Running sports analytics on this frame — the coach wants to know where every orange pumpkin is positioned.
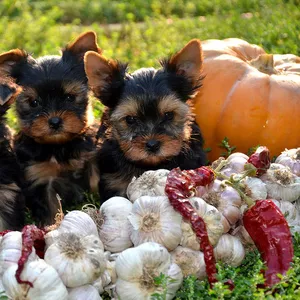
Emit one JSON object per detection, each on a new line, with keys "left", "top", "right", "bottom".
{"left": 193, "top": 38, "right": 300, "bottom": 161}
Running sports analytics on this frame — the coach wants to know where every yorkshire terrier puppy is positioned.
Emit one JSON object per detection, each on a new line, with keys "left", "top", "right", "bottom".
{"left": 0, "top": 31, "right": 101, "bottom": 226}
{"left": 84, "top": 39, "right": 207, "bottom": 200}
{"left": 0, "top": 79, "right": 24, "bottom": 230}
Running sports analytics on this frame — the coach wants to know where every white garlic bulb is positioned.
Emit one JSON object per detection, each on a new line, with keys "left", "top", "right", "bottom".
{"left": 2, "top": 259, "right": 68, "bottom": 300}
{"left": 115, "top": 242, "right": 183, "bottom": 300}
{"left": 44, "top": 233, "right": 106, "bottom": 288}
{"left": 0, "top": 231, "right": 38, "bottom": 276}
{"left": 216, "top": 152, "right": 249, "bottom": 177}
{"left": 271, "top": 199, "right": 300, "bottom": 235}
{"left": 181, "top": 197, "right": 224, "bottom": 250}
{"left": 45, "top": 210, "right": 99, "bottom": 248}
{"left": 260, "top": 163, "right": 300, "bottom": 202}
{"left": 93, "top": 260, "right": 116, "bottom": 294}
{"left": 241, "top": 177, "right": 267, "bottom": 200}
{"left": 214, "top": 234, "right": 245, "bottom": 267}
{"left": 68, "top": 285, "right": 102, "bottom": 300}
{"left": 196, "top": 180, "right": 242, "bottom": 232}
{"left": 128, "top": 196, "right": 182, "bottom": 251}
{"left": 126, "top": 169, "right": 170, "bottom": 202}
{"left": 275, "top": 148, "right": 300, "bottom": 176}
{"left": 99, "top": 197, "right": 133, "bottom": 253}
{"left": 171, "top": 246, "right": 206, "bottom": 279}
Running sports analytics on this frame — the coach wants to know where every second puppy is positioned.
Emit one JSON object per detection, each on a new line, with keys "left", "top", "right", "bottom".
{"left": 85, "top": 39, "right": 207, "bottom": 200}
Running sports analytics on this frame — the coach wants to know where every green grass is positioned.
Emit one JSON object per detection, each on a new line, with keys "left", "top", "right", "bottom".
{"left": 1, "top": 1, "right": 299, "bottom": 298}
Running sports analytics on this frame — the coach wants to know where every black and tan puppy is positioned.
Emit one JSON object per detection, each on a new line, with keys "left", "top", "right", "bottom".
{"left": 0, "top": 32, "right": 101, "bottom": 226}
{"left": 84, "top": 39, "right": 207, "bottom": 200}
{"left": 0, "top": 79, "right": 24, "bottom": 230}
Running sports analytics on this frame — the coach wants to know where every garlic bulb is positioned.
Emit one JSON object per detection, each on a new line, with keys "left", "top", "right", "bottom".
{"left": 214, "top": 234, "right": 245, "bottom": 267}
{"left": 2, "top": 259, "right": 68, "bottom": 300}
{"left": 128, "top": 196, "right": 182, "bottom": 251}
{"left": 275, "top": 148, "right": 300, "bottom": 176}
{"left": 271, "top": 199, "right": 300, "bottom": 235}
{"left": 45, "top": 210, "right": 99, "bottom": 248}
{"left": 260, "top": 163, "right": 300, "bottom": 202}
{"left": 241, "top": 177, "right": 267, "bottom": 200}
{"left": 231, "top": 224, "right": 255, "bottom": 250}
{"left": 126, "top": 169, "right": 170, "bottom": 202}
{"left": 115, "top": 242, "right": 183, "bottom": 300}
{"left": 180, "top": 197, "right": 224, "bottom": 250}
{"left": 0, "top": 231, "right": 38, "bottom": 275}
{"left": 214, "top": 152, "right": 249, "bottom": 177}
{"left": 68, "top": 285, "right": 102, "bottom": 300}
{"left": 44, "top": 233, "right": 106, "bottom": 288}
{"left": 196, "top": 180, "right": 241, "bottom": 233}
{"left": 171, "top": 246, "right": 206, "bottom": 279}
{"left": 99, "top": 197, "right": 133, "bottom": 252}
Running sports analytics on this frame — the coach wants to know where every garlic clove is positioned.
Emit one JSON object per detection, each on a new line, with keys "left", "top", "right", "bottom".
{"left": 260, "top": 163, "right": 300, "bottom": 202}
{"left": 92, "top": 261, "right": 116, "bottom": 294}
{"left": 128, "top": 196, "right": 182, "bottom": 251}
{"left": 126, "top": 169, "right": 170, "bottom": 202}
{"left": 115, "top": 242, "right": 182, "bottom": 300}
{"left": 2, "top": 259, "right": 68, "bottom": 300}
{"left": 214, "top": 234, "right": 245, "bottom": 267}
{"left": 99, "top": 197, "right": 133, "bottom": 253}
{"left": 275, "top": 148, "right": 300, "bottom": 176}
{"left": 180, "top": 197, "right": 224, "bottom": 250}
{"left": 68, "top": 285, "right": 102, "bottom": 300}
{"left": 171, "top": 246, "right": 206, "bottom": 279}
{"left": 44, "top": 233, "right": 106, "bottom": 288}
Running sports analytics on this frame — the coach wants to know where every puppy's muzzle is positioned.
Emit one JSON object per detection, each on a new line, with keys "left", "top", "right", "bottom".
{"left": 145, "top": 139, "right": 161, "bottom": 153}
{"left": 48, "top": 117, "right": 62, "bottom": 130}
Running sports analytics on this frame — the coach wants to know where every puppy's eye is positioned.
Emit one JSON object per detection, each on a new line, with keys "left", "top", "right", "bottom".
{"left": 30, "top": 99, "right": 39, "bottom": 108}
{"left": 163, "top": 111, "right": 174, "bottom": 121}
{"left": 65, "top": 94, "right": 76, "bottom": 102}
{"left": 125, "top": 116, "right": 137, "bottom": 125}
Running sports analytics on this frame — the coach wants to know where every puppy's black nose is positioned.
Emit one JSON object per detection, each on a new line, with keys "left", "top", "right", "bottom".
{"left": 146, "top": 139, "right": 161, "bottom": 153}
{"left": 48, "top": 117, "right": 62, "bottom": 129}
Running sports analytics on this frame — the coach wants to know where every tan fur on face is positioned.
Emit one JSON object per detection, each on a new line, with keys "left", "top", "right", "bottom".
{"left": 62, "top": 81, "right": 88, "bottom": 100}
{"left": 23, "top": 111, "right": 87, "bottom": 144}
{"left": 119, "top": 134, "right": 184, "bottom": 165}
{"left": 110, "top": 98, "right": 139, "bottom": 122}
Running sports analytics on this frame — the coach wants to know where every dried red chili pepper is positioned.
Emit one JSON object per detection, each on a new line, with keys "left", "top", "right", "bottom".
{"left": 243, "top": 199, "right": 294, "bottom": 286}
{"left": 15, "top": 225, "right": 46, "bottom": 287}
{"left": 0, "top": 229, "right": 11, "bottom": 236}
{"left": 165, "top": 167, "right": 217, "bottom": 287}
{"left": 247, "top": 146, "right": 270, "bottom": 177}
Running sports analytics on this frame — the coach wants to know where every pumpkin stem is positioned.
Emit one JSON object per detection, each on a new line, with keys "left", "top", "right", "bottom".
{"left": 249, "top": 54, "right": 279, "bottom": 75}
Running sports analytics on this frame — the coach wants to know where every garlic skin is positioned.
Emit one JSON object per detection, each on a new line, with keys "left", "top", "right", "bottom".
{"left": 215, "top": 152, "right": 249, "bottom": 177}
{"left": 93, "top": 260, "right": 116, "bottom": 294}
{"left": 214, "top": 234, "right": 245, "bottom": 267}
{"left": 68, "top": 285, "right": 102, "bottom": 300}
{"left": 171, "top": 246, "right": 206, "bottom": 279}
{"left": 45, "top": 210, "right": 99, "bottom": 248}
{"left": 275, "top": 148, "right": 300, "bottom": 176}
{"left": 180, "top": 197, "right": 224, "bottom": 250}
{"left": 0, "top": 231, "right": 38, "bottom": 276}
{"left": 128, "top": 196, "right": 182, "bottom": 251}
{"left": 115, "top": 242, "right": 183, "bottom": 300}
{"left": 196, "top": 180, "right": 241, "bottom": 233}
{"left": 44, "top": 233, "right": 106, "bottom": 288}
{"left": 2, "top": 259, "right": 68, "bottom": 300}
{"left": 260, "top": 163, "right": 300, "bottom": 202}
{"left": 126, "top": 169, "right": 170, "bottom": 202}
{"left": 241, "top": 177, "right": 267, "bottom": 200}
{"left": 271, "top": 199, "right": 300, "bottom": 235}
{"left": 99, "top": 197, "right": 133, "bottom": 253}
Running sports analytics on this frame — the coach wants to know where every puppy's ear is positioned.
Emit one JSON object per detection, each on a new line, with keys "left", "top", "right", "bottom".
{"left": 169, "top": 39, "right": 203, "bottom": 85}
{"left": 161, "top": 39, "right": 204, "bottom": 99}
{"left": 84, "top": 51, "right": 127, "bottom": 108}
{"left": 64, "top": 31, "right": 102, "bottom": 59}
{"left": 0, "top": 49, "right": 28, "bottom": 76}
{"left": 0, "top": 80, "right": 21, "bottom": 106}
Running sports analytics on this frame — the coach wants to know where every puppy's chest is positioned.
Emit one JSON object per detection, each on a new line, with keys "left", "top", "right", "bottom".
{"left": 25, "top": 152, "right": 92, "bottom": 186}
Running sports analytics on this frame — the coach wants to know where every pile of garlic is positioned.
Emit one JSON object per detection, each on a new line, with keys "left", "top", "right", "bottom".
{"left": 0, "top": 148, "right": 298, "bottom": 300}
